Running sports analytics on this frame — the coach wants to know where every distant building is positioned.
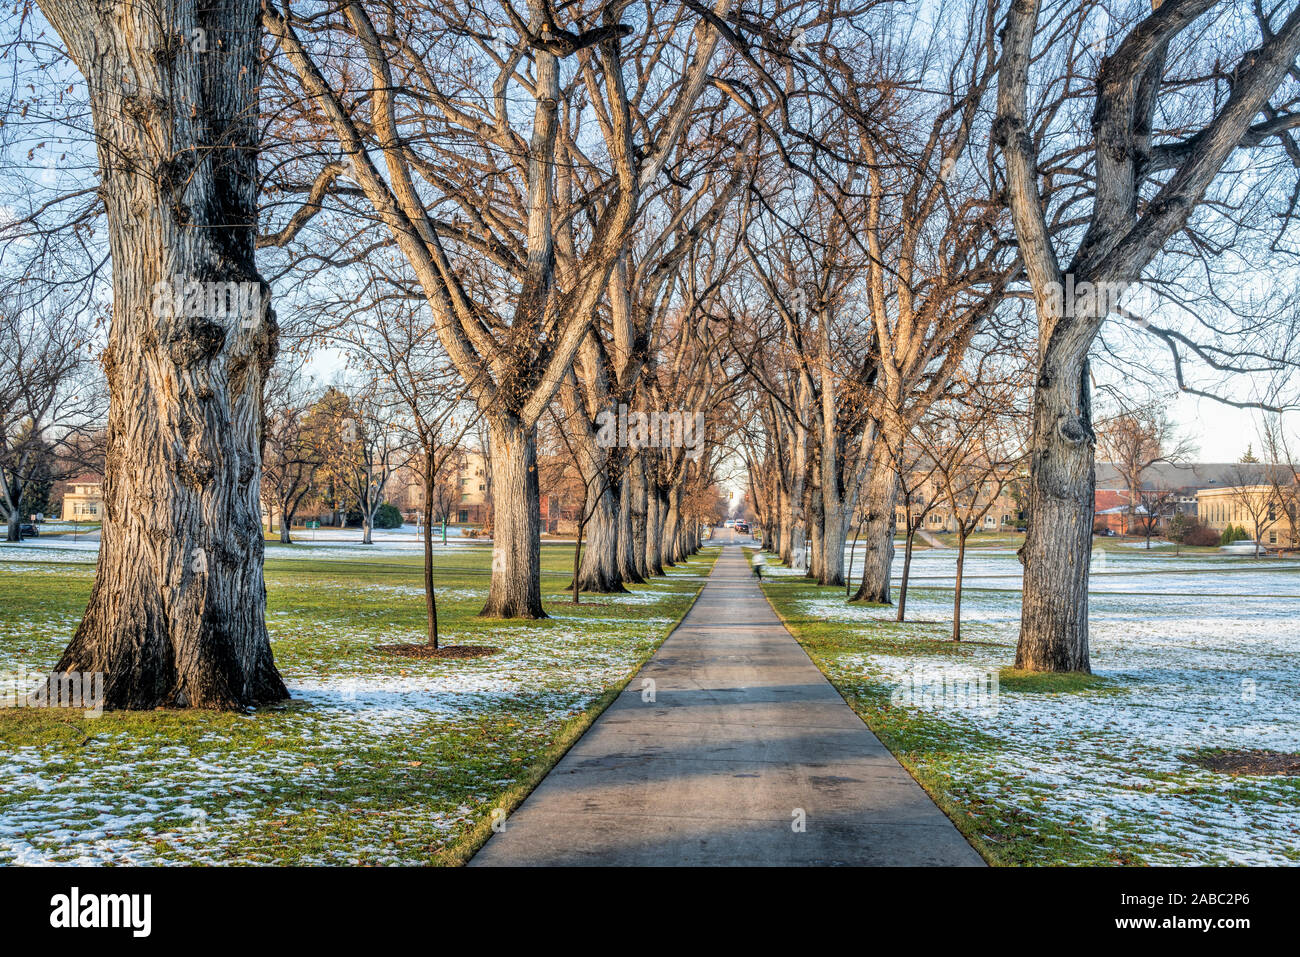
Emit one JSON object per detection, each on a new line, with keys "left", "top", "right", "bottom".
{"left": 892, "top": 472, "right": 1021, "bottom": 534}
{"left": 60, "top": 475, "right": 104, "bottom": 521}
{"left": 453, "top": 450, "right": 490, "bottom": 524}
{"left": 389, "top": 449, "right": 490, "bottom": 525}
{"left": 1093, "top": 489, "right": 1136, "bottom": 533}
{"left": 1094, "top": 462, "right": 1283, "bottom": 536}
{"left": 1197, "top": 484, "right": 1299, "bottom": 549}
{"left": 1095, "top": 461, "right": 1273, "bottom": 495}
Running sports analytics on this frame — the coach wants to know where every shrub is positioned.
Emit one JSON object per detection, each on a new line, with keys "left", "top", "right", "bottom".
{"left": 373, "top": 503, "right": 404, "bottom": 529}
{"left": 1219, "top": 524, "right": 1251, "bottom": 545}
{"left": 1184, "top": 524, "right": 1221, "bottom": 547}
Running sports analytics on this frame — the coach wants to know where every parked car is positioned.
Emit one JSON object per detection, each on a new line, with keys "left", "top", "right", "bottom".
{"left": 735, "top": 521, "right": 750, "bottom": 534}
{"left": 18, "top": 522, "right": 38, "bottom": 537}
{"left": 1220, "top": 540, "right": 1265, "bottom": 555}
{"left": 724, "top": 519, "right": 736, "bottom": 528}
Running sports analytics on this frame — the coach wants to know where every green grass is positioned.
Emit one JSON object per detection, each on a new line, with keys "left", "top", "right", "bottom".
{"left": 0, "top": 543, "right": 718, "bottom": 865}
{"left": 996, "top": 668, "right": 1115, "bottom": 694}
{"left": 921, "top": 531, "right": 1024, "bottom": 548}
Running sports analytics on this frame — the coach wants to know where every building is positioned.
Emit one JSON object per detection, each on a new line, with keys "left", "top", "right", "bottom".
{"left": 389, "top": 449, "right": 491, "bottom": 526}
{"left": 1196, "top": 484, "right": 1299, "bottom": 549}
{"left": 453, "top": 451, "right": 490, "bottom": 524}
{"left": 1093, "top": 489, "right": 1137, "bottom": 534}
{"left": 60, "top": 475, "right": 104, "bottom": 521}
{"left": 893, "top": 472, "right": 1022, "bottom": 535}
{"left": 1094, "top": 462, "right": 1281, "bottom": 536}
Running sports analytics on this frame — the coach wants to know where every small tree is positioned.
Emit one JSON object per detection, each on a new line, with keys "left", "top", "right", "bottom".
{"left": 1225, "top": 463, "right": 1280, "bottom": 558}
{"left": 1167, "top": 511, "right": 1188, "bottom": 556}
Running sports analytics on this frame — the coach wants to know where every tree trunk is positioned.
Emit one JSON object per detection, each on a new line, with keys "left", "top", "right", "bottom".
{"left": 6, "top": 510, "right": 19, "bottom": 543}
{"left": 46, "top": 0, "right": 286, "bottom": 710}
{"left": 575, "top": 482, "right": 625, "bottom": 592}
{"left": 662, "top": 485, "right": 681, "bottom": 566}
{"left": 617, "top": 465, "right": 643, "bottom": 583}
{"left": 1015, "top": 354, "right": 1094, "bottom": 672}
{"left": 778, "top": 483, "right": 794, "bottom": 566}
{"left": 645, "top": 480, "right": 665, "bottom": 576}
{"left": 851, "top": 457, "right": 899, "bottom": 604}
{"left": 807, "top": 483, "right": 824, "bottom": 581}
{"left": 629, "top": 456, "right": 649, "bottom": 579}
{"left": 820, "top": 497, "right": 848, "bottom": 587}
{"left": 279, "top": 518, "right": 292, "bottom": 545}
{"left": 480, "top": 417, "right": 545, "bottom": 618}
{"left": 423, "top": 467, "right": 438, "bottom": 647}
{"left": 897, "top": 522, "right": 917, "bottom": 622}
{"left": 952, "top": 531, "right": 967, "bottom": 642}
{"left": 572, "top": 509, "right": 585, "bottom": 604}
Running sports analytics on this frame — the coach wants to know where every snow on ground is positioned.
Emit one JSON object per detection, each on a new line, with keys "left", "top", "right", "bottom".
{"left": 0, "top": 551, "right": 715, "bottom": 865}
{"left": 801, "top": 548, "right": 1300, "bottom": 864}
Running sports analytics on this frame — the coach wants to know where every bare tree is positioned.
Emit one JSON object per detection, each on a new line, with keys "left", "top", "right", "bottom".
{"left": 261, "top": 366, "right": 320, "bottom": 544}
{"left": 995, "top": 0, "right": 1300, "bottom": 672}
{"left": 336, "top": 387, "right": 408, "bottom": 545}
{"left": 1225, "top": 460, "right": 1281, "bottom": 558}
{"left": 35, "top": 0, "right": 286, "bottom": 708}
{"left": 924, "top": 374, "right": 1028, "bottom": 641}
{"left": 262, "top": 0, "right": 737, "bottom": 617}
{"left": 892, "top": 440, "right": 945, "bottom": 622}
{"left": 0, "top": 297, "right": 102, "bottom": 540}
{"left": 333, "top": 296, "right": 477, "bottom": 647}
{"left": 1260, "top": 417, "right": 1300, "bottom": 551}
{"left": 1097, "top": 404, "right": 1194, "bottom": 538}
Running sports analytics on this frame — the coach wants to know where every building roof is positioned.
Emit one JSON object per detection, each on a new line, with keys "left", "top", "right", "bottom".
{"left": 1095, "top": 462, "right": 1280, "bottom": 492}
{"left": 69, "top": 474, "right": 103, "bottom": 486}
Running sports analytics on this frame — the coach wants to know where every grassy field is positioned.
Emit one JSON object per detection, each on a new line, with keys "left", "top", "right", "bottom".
{"left": 0, "top": 542, "right": 718, "bottom": 865}
{"left": 751, "top": 546, "right": 1300, "bottom": 866}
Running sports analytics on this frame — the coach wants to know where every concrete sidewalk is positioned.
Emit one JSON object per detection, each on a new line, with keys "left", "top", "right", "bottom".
{"left": 470, "top": 545, "right": 983, "bottom": 866}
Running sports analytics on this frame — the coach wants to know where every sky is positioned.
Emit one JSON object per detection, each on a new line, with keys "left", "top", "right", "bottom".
{"left": 1168, "top": 394, "right": 1297, "bottom": 462}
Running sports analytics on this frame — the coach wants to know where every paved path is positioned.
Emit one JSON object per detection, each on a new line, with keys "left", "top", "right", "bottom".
{"left": 470, "top": 545, "right": 983, "bottom": 866}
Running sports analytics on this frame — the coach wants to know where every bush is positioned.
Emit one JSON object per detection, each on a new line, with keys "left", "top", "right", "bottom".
{"left": 1219, "top": 524, "right": 1250, "bottom": 545}
{"left": 1184, "top": 524, "right": 1221, "bottom": 547}
{"left": 373, "top": 503, "right": 404, "bottom": 529}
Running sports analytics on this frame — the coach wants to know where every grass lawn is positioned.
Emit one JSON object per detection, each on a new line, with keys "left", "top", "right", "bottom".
{"left": 916, "top": 531, "right": 1024, "bottom": 549}
{"left": 749, "top": 546, "right": 1300, "bottom": 866}
{"left": 0, "top": 543, "right": 718, "bottom": 865}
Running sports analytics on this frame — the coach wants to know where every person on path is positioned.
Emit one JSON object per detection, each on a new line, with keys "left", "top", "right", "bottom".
{"left": 752, "top": 551, "right": 765, "bottom": 581}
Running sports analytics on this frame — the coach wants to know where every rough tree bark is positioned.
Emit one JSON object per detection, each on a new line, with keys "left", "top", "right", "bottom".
{"left": 574, "top": 482, "right": 625, "bottom": 592}
{"left": 617, "top": 466, "right": 644, "bottom": 583}
{"left": 43, "top": 0, "right": 287, "bottom": 709}
{"left": 628, "top": 455, "right": 649, "bottom": 579}
{"left": 481, "top": 418, "right": 544, "bottom": 618}
{"left": 645, "top": 477, "right": 665, "bottom": 576}
{"left": 996, "top": 0, "right": 1300, "bottom": 670}
{"left": 851, "top": 456, "right": 899, "bottom": 604}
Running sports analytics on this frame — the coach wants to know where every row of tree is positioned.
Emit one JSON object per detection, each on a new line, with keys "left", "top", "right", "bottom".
{"left": 4, "top": 0, "right": 1300, "bottom": 707}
